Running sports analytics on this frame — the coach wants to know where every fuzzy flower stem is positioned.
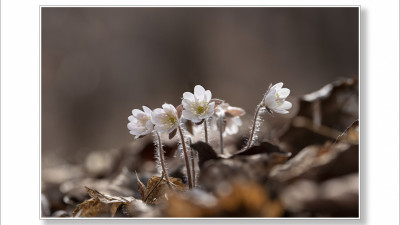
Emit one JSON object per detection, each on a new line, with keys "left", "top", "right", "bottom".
{"left": 203, "top": 120, "right": 209, "bottom": 143}
{"left": 155, "top": 131, "right": 172, "bottom": 190}
{"left": 245, "top": 102, "right": 263, "bottom": 150}
{"left": 178, "top": 125, "right": 193, "bottom": 189}
{"left": 218, "top": 115, "right": 224, "bottom": 154}
{"left": 189, "top": 138, "right": 196, "bottom": 187}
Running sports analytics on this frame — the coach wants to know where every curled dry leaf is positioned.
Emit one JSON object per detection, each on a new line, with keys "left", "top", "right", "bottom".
{"left": 279, "top": 78, "right": 358, "bottom": 155}
{"left": 72, "top": 186, "right": 135, "bottom": 217}
{"left": 137, "top": 175, "right": 187, "bottom": 205}
{"left": 336, "top": 120, "right": 359, "bottom": 144}
{"left": 269, "top": 142, "right": 358, "bottom": 183}
{"left": 190, "top": 141, "right": 219, "bottom": 168}
{"left": 234, "top": 142, "right": 290, "bottom": 157}
{"left": 168, "top": 128, "right": 177, "bottom": 140}
{"left": 191, "top": 142, "right": 290, "bottom": 191}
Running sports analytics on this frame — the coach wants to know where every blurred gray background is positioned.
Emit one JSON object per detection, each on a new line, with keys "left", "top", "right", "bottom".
{"left": 41, "top": 7, "right": 358, "bottom": 163}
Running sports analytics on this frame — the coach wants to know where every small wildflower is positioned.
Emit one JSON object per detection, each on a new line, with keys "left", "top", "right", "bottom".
{"left": 214, "top": 103, "right": 246, "bottom": 136}
{"left": 127, "top": 106, "right": 154, "bottom": 138}
{"left": 182, "top": 85, "right": 215, "bottom": 123}
{"left": 151, "top": 103, "right": 179, "bottom": 134}
{"left": 263, "top": 82, "right": 292, "bottom": 114}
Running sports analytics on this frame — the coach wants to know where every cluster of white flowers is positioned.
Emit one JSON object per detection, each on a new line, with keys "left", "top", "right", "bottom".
{"left": 127, "top": 82, "right": 292, "bottom": 189}
{"left": 127, "top": 85, "right": 220, "bottom": 137}
{"left": 127, "top": 82, "right": 291, "bottom": 140}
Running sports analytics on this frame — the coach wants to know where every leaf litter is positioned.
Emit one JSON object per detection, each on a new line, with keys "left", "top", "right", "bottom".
{"left": 42, "top": 78, "right": 359, "bottom": 217}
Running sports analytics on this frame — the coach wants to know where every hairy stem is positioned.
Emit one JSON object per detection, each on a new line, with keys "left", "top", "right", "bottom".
{"left": 218, "top": 115, "right": 224, "bottom": 154}
{"left": 189, "top": 138, "right": 196, "bottom": 187}
{"left": 245, "top": 103, "right": 263, "bottom": 150}
{"left": 204, "top": 120, "right": 209, "bottom": 143}
{"left": 155, "top": 131, "right": 172, "bottom": 190}
{"left": 178, "top": 125, "right": 193, "bottom": 189}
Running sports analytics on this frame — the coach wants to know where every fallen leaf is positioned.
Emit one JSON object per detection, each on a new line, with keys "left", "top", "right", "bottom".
{"left": 279, "top": 78, "right": 358, "bottom": 155}
{"left": 72, "top": 187, "right": 135, "bottom": 217}
{"left": 336, "top": 120, "right": 359, "bottom": 144}
{"left": 141, "top": 176, "right": 187, "bottom": 204}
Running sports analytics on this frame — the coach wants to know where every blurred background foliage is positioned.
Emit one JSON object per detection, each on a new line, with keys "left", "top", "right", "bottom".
{"left": 41, "top": 7, "right": 358, "bottom": 164}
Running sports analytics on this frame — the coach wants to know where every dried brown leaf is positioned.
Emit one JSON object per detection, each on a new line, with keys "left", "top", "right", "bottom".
{"left": 72, "top": 187, "right": 134, "bottom": 217}
{"left": 135, "top": 172, "right": 146, "bottom": 200}
{"left": 169, "top": 128, "right": 177, "bottom": 140}
{"left": 142, "top": 176, "right": 187, "bottom": 204}
{"left": 279, "top": 78, "right": 358, "bottom": 155}
{"left": 336, "top": 120, "right": 359, "bottom": 144}
{"left": 269, "top": 142, "right": 358, "bottom": 183}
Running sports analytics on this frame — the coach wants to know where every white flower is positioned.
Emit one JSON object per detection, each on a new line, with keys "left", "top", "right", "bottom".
{"left": 263, "top": 82, "right": 292, "bottom": 114}
{"left": 127, "top": 106, "right": 154, "bottom": 138}
{"left": 214, "top": 103, "right": 245, "bottom": 136}
{"left": 151, "top": 103, "right": 179, "bottom": 133}
{"left": 181, "top": 85, "right": 215, "bottom": 123}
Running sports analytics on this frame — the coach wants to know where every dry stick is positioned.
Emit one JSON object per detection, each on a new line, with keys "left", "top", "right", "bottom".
{"left": 189, "top": 138, "right": 196, "bottom": 187}
{"left": 178, "top": 125, "right": 193, "bottom": 189}
{"left": 143, "top": 173, "right": 165, "bottom": 202}
{"left": 218, "top": 115, "right": 224, "bottom": 154}
{"left": 155, "top": 131, "right": 172, "bottom": 190}
{"left": 245, "top": 103, "right": 263, "bottom": 150}
{"left": 203, "top": 120, "right": 209, "bottom": 143}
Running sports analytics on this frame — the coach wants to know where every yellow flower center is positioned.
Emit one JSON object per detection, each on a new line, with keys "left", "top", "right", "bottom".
{"left": 196, "top": 106, "right": 205, "bottom": 114}
{"left": 169, "top": 117, "right": 176, "bottom": 124}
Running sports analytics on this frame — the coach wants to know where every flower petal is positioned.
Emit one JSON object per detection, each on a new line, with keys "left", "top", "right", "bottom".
{"left": 201, "top": 102, "right": 215, "bottom": 119}
{"left": 194, "top": 85, "right": 205, "bottom": 99}
{"left": 182, "top": 99, "right": 192, "bottom": 109}
{"left": 145, "top": 120, "right": 154, "bottom": 132}
{"left": 128, "top": 115, "right": 135, "bottom": 122}
{"left": 273, "top": 109, "right": 289, "bottom": 114}
{"left": 151, "top": 109, "right": 165, "bottom": 124}
{"left": 204, "top": 90, "right": 212, "bottom": 102}
{"left": 127, "top": 122, "right": 136, "bottom": 131}
{"left": 132, "top": 109, "right": 143, "bottom": 118}
{"left": 277, "top": 88, "right": 290, "bottom": 99}
{"left": 271, "top": 82, "right": 283, "bottom": 91}
{"left": 276, "top": 101, "right": 292, "bottom": 110}
{"left": 183, "top": 92, "right": 195, "bottom": 101}
{"left": 130, "top": 130, "right": 141, "bottom": 136}
{"left": 162, "top": 103, "right": 177, "bottom": 114}
{"left": 264, "top": 89, "right": 277, "bottom": 107}
{"left": 142, "top": 106, "right": 152, "bottom": 115}
{"left": 182, "top": 110, "right": 201, "bottom": 123}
